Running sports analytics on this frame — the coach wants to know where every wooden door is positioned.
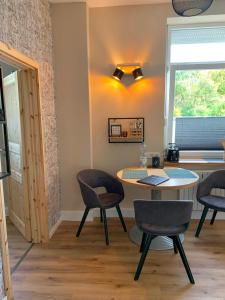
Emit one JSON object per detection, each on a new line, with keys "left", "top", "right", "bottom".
{"left": 3, "top": 72, "right": 31, "bottom": 241}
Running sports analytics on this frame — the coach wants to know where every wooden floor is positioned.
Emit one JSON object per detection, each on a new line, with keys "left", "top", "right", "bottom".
{"left": 12, "top": 218, "right": 225, "bottom": 300}
{"left": 7, "top": 219, "right": 31, "bottom": 271}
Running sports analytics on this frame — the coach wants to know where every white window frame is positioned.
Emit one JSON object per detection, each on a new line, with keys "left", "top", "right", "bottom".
{"left": 165, "top": 19, "right": 225, "bottom": 160}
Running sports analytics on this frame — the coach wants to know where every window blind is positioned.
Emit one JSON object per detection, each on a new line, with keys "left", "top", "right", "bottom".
{"left": 171, "top": 26, "right": 225, "bottom": 45}
{"left": 175, "top": 117, "right": 225, "bottom": 150}
{"left": 170, "top": 26, "right": 225, "bottom": 63}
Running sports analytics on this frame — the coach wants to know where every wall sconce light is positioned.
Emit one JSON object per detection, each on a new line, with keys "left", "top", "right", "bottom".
{"left": 113, "top": 67, "right": 124, "bottom": 81}
{"left": 133, "top": 67, "right": 143, "bottom": 81}
{"left": 112, "top": 64, "right": 143, "bottom": 81}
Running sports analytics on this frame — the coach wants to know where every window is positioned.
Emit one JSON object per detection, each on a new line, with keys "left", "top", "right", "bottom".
{"left": 166, "top": 25, "right": 225, "bottom": 153}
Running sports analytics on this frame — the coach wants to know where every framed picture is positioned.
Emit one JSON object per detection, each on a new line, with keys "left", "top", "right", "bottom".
{"left": 110, "top": 124, "right": 121, "bottom": 137}
{"left": 108, "top": 118, "right": 144, "bottom": 143}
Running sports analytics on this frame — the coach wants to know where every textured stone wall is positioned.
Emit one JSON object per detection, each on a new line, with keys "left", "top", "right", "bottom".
{"left": 0, "top": 0, "right": 60, "bottom": 229}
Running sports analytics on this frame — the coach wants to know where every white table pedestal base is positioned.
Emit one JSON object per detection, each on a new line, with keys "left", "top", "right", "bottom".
{"left": 129, "top": 225, "right": 184, "bottom": 251}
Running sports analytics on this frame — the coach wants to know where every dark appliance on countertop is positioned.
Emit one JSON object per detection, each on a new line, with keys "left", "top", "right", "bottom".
{"left": 167, "top": 143, "right": 179, "bottom": 162}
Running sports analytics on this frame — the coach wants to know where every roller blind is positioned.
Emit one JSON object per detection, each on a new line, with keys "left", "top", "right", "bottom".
{"left": 170, "top": 26, "right": 225, "bottom": 63}
{"left": 171, "top": 27, "right": 225, "bottom": 45}
{"left": 175, "top": 117, "right": 225, "bottom": 150}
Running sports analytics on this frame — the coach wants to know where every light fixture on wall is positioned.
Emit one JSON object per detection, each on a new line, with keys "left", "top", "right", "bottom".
{"left": 172, "top": 0, "right": 214, "bottom": 17}
{"left": 112, "top": 64, "right": 143, "bottom": 81}
{"left": 133, "top": 67, "right": 143, "bottom": 81}
{"left": 113, "top": 67, "right": 124, "bottom": 81}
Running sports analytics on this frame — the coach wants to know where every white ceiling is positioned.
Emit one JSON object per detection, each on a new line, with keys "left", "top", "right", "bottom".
{"left": 49, "top": 0, "right": 171, "bottom": 8}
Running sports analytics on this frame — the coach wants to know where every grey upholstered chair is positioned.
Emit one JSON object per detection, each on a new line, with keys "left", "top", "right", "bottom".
{"left": 76, "top": 169, "right": 127, "bottom": 245}
{"left": 195, "top": 170, "right": 225, "bottom": 237}
{"left": 133, "top": 200, "right": 194, "bottom": 284}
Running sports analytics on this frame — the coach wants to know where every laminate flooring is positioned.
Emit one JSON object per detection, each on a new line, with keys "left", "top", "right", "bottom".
{"left": 12, "top": 218, "right": 225, "bottom": 300}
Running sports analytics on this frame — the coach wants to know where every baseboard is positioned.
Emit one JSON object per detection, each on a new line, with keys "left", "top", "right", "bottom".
{"left": 49, "top": 208, "right": 225, "bottom": 238}
{"left": 60, "top": 208, "right": 225, "bottom": 221}
{"left": 49, "top": 216, "right": 62, "bottom": 239}
{"left": 60, "top": 208, "right": 134, "bottom": 221}
{"left": 191, "top": 210, "right": 225, "bottom": 220}
{"left": 92, "top": 207, "right": 134, "bottom": 218}
{"left": 61, "top": 210, "right": 94, "bottom": 221}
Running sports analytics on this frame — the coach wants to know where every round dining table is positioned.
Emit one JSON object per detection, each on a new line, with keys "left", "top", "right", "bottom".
{"left": 117, "top": 167, "right": 199, "bottom": 250}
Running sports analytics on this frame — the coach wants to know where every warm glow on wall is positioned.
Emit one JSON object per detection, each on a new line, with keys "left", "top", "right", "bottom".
{"left": 112, "top": 64, "right": 143, "bottom": 81}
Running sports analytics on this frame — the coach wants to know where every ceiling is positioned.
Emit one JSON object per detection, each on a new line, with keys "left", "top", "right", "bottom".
{"left": 49, "top": 0, "right": 171, "bottom": 8}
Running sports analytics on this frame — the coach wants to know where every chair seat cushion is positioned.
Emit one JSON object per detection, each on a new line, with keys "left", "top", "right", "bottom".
{"left": 140, "top": 223, "right": 187, "bottom": 236}
{"left": 99, "top": 193, "right": 122, "bottom": 208}
{"left": 199, "top": 195, "right": 225, "bottom": 211}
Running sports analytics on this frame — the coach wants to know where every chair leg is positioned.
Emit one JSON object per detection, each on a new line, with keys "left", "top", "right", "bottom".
{"left": 134, "top": 234, "right": 152, "bottom": 281}
{"left": 116, "top": 205, "right": 127, "bottom": 232}
{"left": 210, "top": 210, "right": 217, "bottom": 225}
{"left": 76, "top": 207, "right": 89, "bottom": 237}
{"left": 102, "top": 209, "right": 109, "bottom": 245}
{"left": 195, "top": 206, "right": 209, "bottom": 237}
{"left": 171, "top": 236, "right": 178, "bottom": 254}
{"left": 174, "top": 236, "right": 195, "bottom": 284}
{"left": 100, "top": 208, "right": 103, "bottom": 223}
{"left": 140, "top": 232, "right": 147, "bottom": 253}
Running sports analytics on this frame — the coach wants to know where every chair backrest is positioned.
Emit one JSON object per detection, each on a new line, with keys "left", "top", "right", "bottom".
{"left": 134, "top": 200, "right": 193, "bottom": 230}
{"left": 77, "top": 169, "right": 124, "bottom": 207}
{"left": 197, "top": 169, "right": 225, "bottom": 200}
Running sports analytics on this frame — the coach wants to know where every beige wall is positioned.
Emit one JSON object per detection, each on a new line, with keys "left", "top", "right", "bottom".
{"left": 51, "top": 3, "right": 91, "bottom": 211}
{"left": 89, "top": 3, "right": 175, "bottom": 205}
{"left": 89, "top": 1, "right": 225, "bottom": 207}
{"left": 52, "top": 0, "right": 225, "bottom": 211}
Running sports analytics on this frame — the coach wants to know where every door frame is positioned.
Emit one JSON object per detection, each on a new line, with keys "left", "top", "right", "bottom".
{"left": 0, "top": 41, "right": 49, "bottom": 299}
{"left": 3, "top": 72, "right": 32, "bottom": 242}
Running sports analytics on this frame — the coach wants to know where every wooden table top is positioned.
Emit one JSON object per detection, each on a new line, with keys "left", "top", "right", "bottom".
{"left": 116, "top": 167, "right": 199, "bottom": 190}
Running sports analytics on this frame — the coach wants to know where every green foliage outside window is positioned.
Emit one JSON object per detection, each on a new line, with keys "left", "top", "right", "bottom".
{"left": 174, "top": 70, "right": 225, "bottom": 117}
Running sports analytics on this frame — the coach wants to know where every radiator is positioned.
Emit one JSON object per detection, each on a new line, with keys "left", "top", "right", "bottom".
{"left": 180, "top": 170, "right": 225, "bottom": 211}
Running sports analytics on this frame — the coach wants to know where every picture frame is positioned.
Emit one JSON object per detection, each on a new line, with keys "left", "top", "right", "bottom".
{"left": 108, "top": 118, "right": 144, "bottom": 143}
{"left": 110, "top": 124, "right": 121, "bottom": 137}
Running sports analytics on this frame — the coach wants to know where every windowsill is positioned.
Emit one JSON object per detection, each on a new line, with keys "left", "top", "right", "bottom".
{"left": 179, "top": 150, "right": 224, "bottom": 160}
{"left": 164, "top": 150, "right": 225, "bottom": 167}
{"left": 165, "top": 158, "right": 225, "bottom": 167}
{"left": 179, "top": 158, "right": 224, "bottom": 164}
